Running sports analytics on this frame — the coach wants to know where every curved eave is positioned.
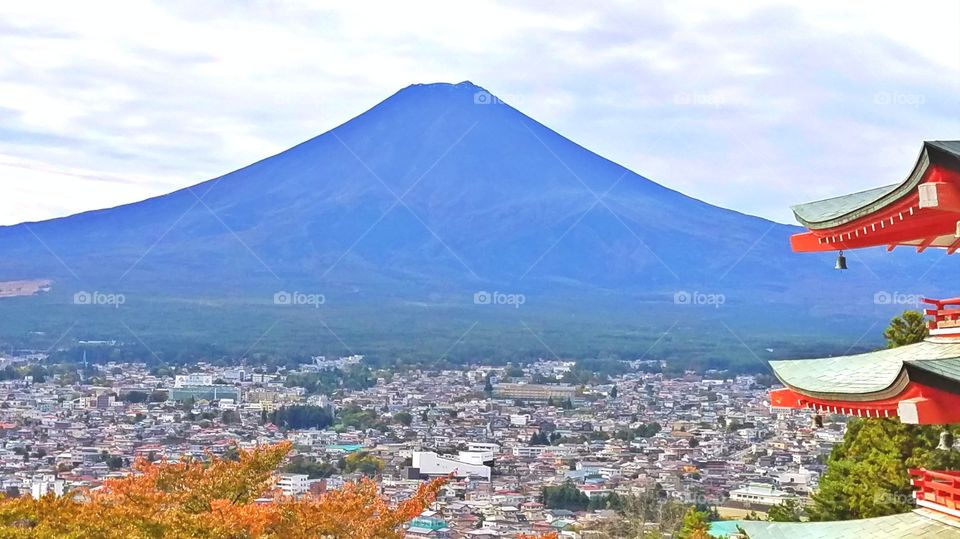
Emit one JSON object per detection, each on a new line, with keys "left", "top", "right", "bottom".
{"left": 791, "top": 140, "right": 960, "bottom": 231}
{"left": 792, "top": 150, "right": 928, "bottom": 230}
{"left": 772, "top": 366, "right": 910, "bottom": 403}
{"left": 768, "top": 340, "right": 960, "bottom": 400}
{"left": 770, "top": 386, "right": 902, "bottom": 417}
{"left": 770, "top": 380, "right": 960, "bottom": 424}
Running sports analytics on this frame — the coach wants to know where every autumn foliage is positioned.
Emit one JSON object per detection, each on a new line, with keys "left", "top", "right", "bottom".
{"left": 0, "top": 442, "right": 445, "bottom": 538}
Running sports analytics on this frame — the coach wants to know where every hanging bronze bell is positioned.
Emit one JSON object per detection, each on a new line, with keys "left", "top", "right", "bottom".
{"left": 938, "top": 430, "right": 954, "bottom": 451}
{"left": 835, "top": 251, "right": 847, "bottom": 270}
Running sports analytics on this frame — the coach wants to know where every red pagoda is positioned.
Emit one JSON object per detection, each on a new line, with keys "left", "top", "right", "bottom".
{"left": 769, "top": 141, "right": 960, "bottom": 426}
{"left": 740, "top": 141, "right": 960, "bottom": 536}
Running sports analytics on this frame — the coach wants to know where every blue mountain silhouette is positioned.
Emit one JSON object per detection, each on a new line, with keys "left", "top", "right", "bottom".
{"left": 0, "top": 82, "right": 949, "bottom": 359}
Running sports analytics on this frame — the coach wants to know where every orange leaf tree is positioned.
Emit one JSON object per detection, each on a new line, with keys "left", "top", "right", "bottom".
{"left": 0, "top": 442, "right": 446, "bottom": 538}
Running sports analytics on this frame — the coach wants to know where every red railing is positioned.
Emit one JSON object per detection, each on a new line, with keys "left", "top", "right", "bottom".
{"left": 923, "top": 298, "right": 960, "bottom": 333}
{"left": 910, "top": 468, "right": 960, "bottom": 513}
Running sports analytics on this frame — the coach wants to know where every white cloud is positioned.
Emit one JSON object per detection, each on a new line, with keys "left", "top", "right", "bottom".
{"left": 0, "top": 0, "right": 957, "bottom": 225}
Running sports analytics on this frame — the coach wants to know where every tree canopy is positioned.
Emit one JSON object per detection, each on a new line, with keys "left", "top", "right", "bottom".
{"left": 529, "top": 432, "right": 550, "bottom": 446}
{"left": 0, "top": 442, "right": 444, "bottom": 538}
{"left": 883, "top": 310, "right": 928, "bottom": 348}
{"left": 269, "top": 405, "right": 334, "bottom": 430}
{"left": 767, "top": 498, "right": 804, "bottom": 522}
{"left": 394, "top": 411, "right": 413, "bottom": 427}
{"left": 810, "top": 418, "right": 960, "bottom": 520}
{"left": 676, "top": 507, "right": 712, "bottom": 539}
{"left": 342, "top": 452, "right": 385, "bottom": 477}
{"left": 541, "top": 481, "right": 589, "bottom": 511}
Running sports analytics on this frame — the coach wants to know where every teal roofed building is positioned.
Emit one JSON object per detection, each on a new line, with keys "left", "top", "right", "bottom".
{"left": 406, "top": 516, "right": 450, "bottom": 537}
{"left": 325, "top": 444, "right": 363, "bottom": 453}
{"left": 707, "top": 520, "right": 744, "bottom": 538}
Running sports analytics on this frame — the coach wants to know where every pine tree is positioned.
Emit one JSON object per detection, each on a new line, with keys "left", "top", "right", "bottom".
{"left": 677, "top": 507, "right": 711, "bottom": 539}
{"left": 883, "top": 310, "right": 928, "bottom": 348}
{"left": 529, "top": 432, "right": 549, "bottom": 446}
{"left": 767, "top": 498, "right": 803, "bottom": 521}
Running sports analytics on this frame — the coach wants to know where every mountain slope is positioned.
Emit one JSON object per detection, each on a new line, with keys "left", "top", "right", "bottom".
{"left": 0, "top": 81, "right": 951, "bottom": 361}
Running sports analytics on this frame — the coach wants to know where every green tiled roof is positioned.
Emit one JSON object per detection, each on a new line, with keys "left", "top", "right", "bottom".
{"left": 770, "top": 339, "right": 960, "bottom": 399}
{"left": 737, "top": 508, "right": 960, "bottom": 538}
{"left": 908, "top": 357, "right": 960, "bottom": 381}
{"left": 792, "top": 183, "right": 899, "bottom": 225}
{"left": 791, "top": 140, "right": 960, "bottom": 230}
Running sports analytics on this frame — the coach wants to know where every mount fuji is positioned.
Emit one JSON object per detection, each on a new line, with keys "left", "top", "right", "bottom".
{"left": 0, "top": 82, "right": 947, "bottom": 365}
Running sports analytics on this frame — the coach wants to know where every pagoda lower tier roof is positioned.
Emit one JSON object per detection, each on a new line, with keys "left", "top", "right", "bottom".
{"left": 737, "top": 508, "right": 960, "bottom": 538}
{"left": 770, "top": 337, "right": 960, "bottom": 424}
{"left": 770, "top": 338, "right": 960, "bottom": 401}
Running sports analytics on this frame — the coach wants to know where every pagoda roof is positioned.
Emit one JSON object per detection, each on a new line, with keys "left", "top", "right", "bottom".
{"left": 793, "top": 182, "right": 901, "bottom": 228}
{"left": 789, "top": 140, "right": 960, "bottom": 252}
{"left": 792, "top": 140, "right": 960, "bottom": 230}
{"left": 735, "top": 507, "right": 960, "bottom": 538}
{"left": 770, "top": 338, "right": 960, "bottom": 401}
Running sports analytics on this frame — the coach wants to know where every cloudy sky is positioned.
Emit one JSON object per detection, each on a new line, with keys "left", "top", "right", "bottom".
{"left": 1, "top": 0, "right": 958, "bottom": 225}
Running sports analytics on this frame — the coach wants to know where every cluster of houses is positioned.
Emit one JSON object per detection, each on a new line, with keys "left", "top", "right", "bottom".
{"left": 0, "top": 352, "right": 836, "bottom": 537}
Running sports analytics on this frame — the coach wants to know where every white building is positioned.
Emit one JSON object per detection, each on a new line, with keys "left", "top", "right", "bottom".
{"left": 509, "top": 414, "right": 529, "bottom": 426}
{"left": 775, "top": 466, "right": 817, "bottom": 493}
{"left": 411, "top": 452, "right": 491, "bottom": 481}
{"left": 24, "top": 474, "right": 65, "bottom": 498}
{"left": 467, "top": 442, "right": 500, "bottom": 454}
{"left": 222, "top": 369, "right": 246, "bottom": 383}
{"left": 276, "top": 473, "right": 310, "bottom": 497}
{"left": 457, "top": 450, "right": 493, "bottom": 465}
{"left": 174, "top": 373, "right": 213, "bottom": 388}
{"left": 729, "top": 483, "right": 797, "bottom": 506}
{"left": 511, "top": 445, "right": 577, "bottom": 458}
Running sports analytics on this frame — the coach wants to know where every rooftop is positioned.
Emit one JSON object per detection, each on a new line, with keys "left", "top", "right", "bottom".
{"left": 791, "top": 140, "right": 960, "bottom": 229}
{"left": 770, "top": 338, "right": 960, "bottom": 399}
{"left": 736, "top": 508, "right": 960, "bottom": 538}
